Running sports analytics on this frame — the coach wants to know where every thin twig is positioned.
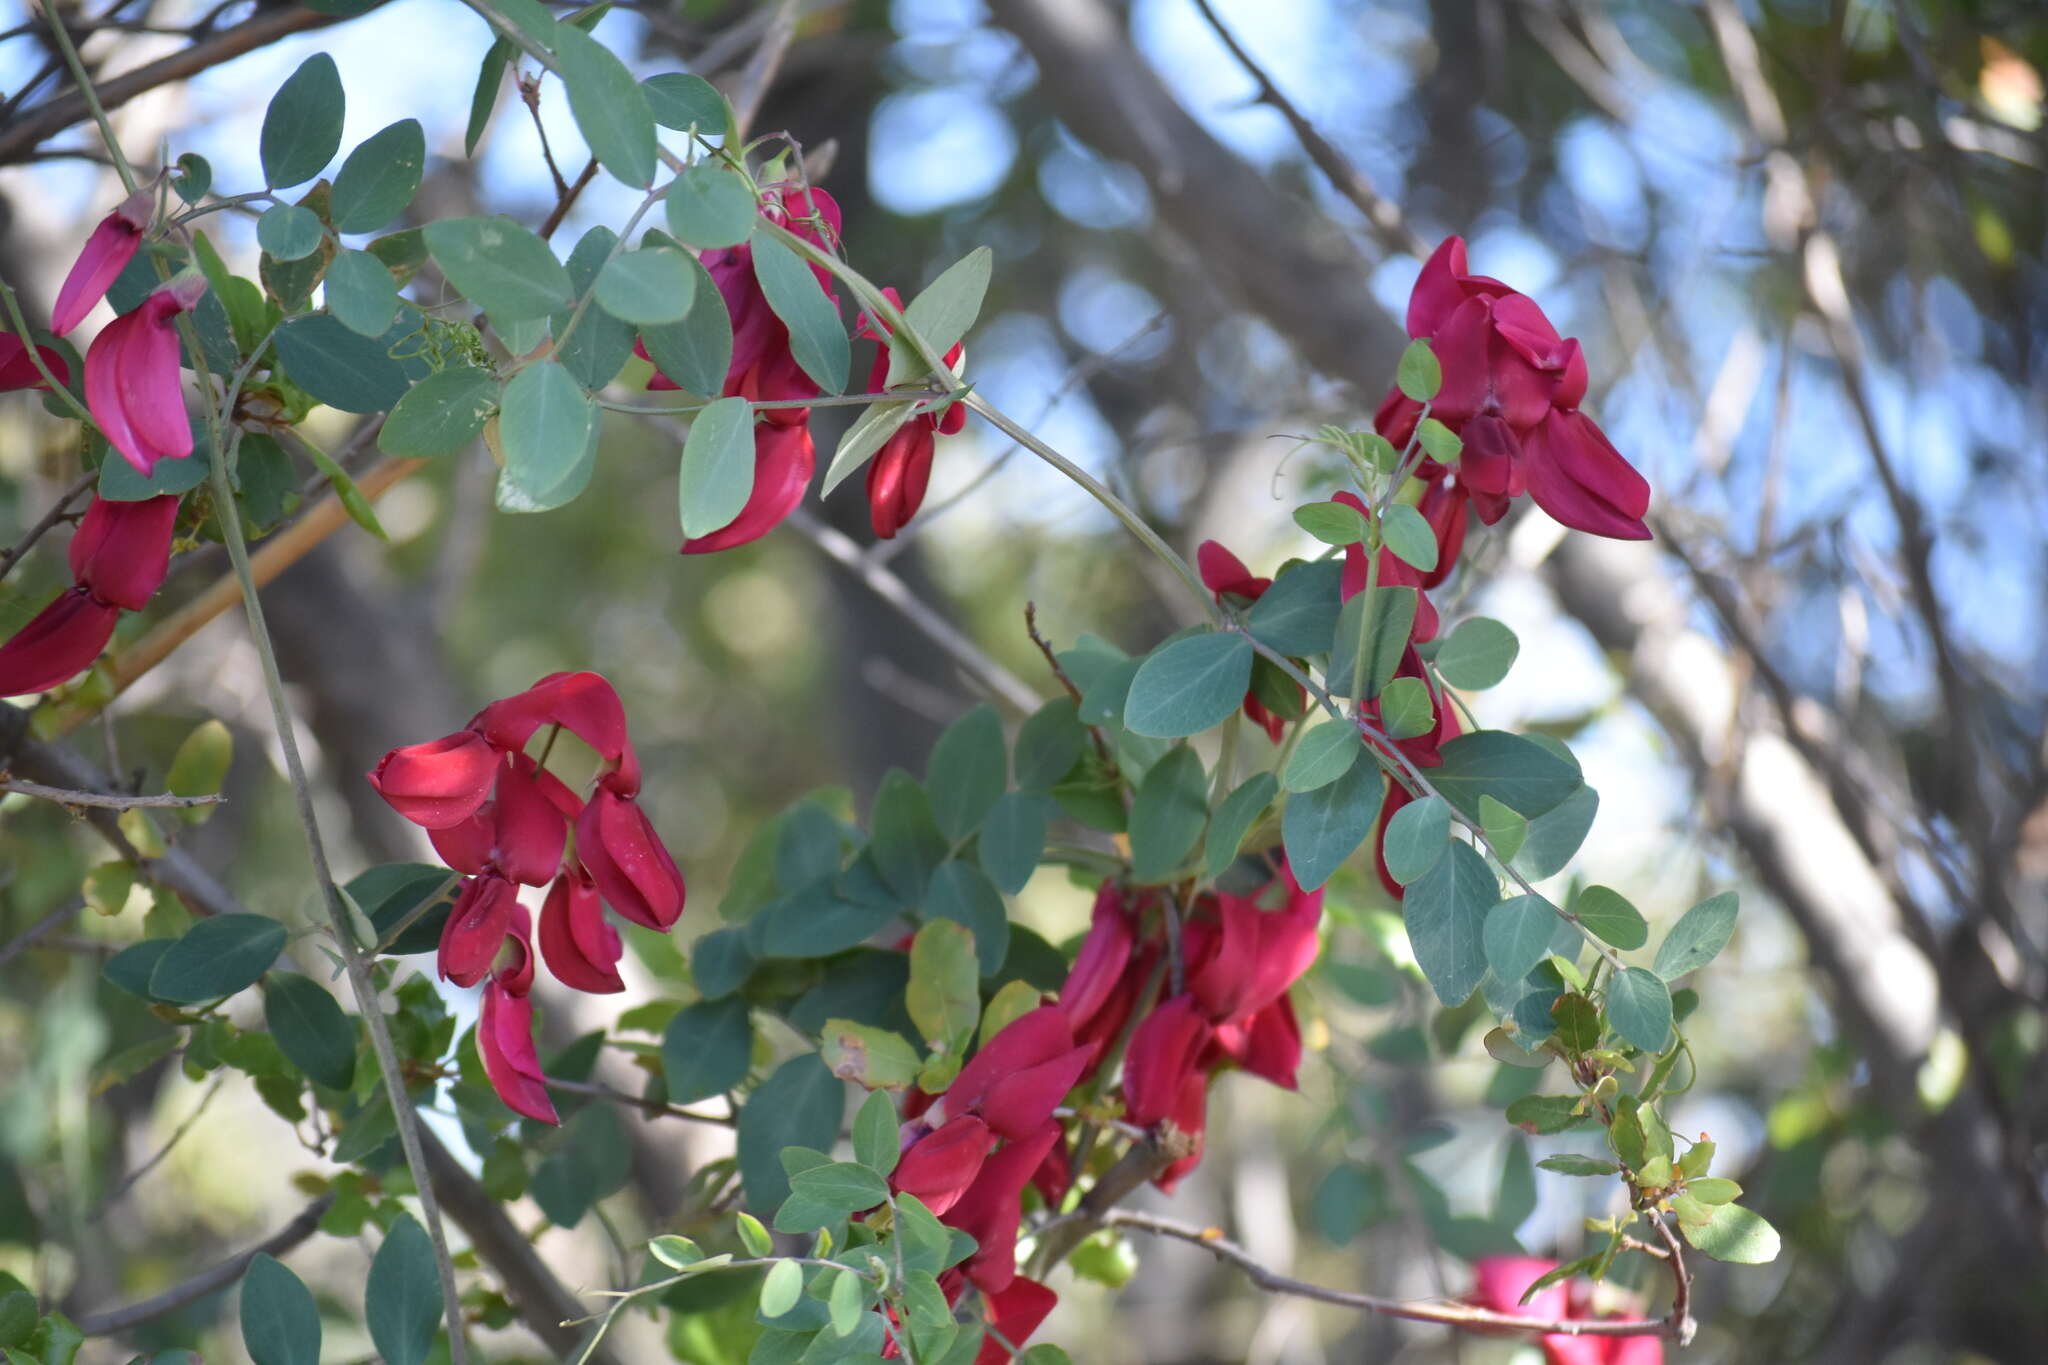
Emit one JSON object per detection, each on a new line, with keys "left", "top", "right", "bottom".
{"left": 0, "top": 777, "right": 221, "bottom": 810}
{"left": 1186, "top": 0, "right": 1425, "bottom": 257}
{"left": 538, "top": 157, "right": 599, "bottom": 241}
{"left": 728, "top": 0, "right": 802, "bottom": 140}
{"left": 545, "top": 1075, "right": 736, "bottom": 1126}
{"left": 91, "top": 1075, "right": 226, "bottom": 1218}
{"left": 0, "top": 899, "right": 83, "bottom": 971}
{"left": 0, "top": 471, "right": 97, "bottom": 587}
{"left": 1103, "top": 1210, "right": 1677, "bottom": 1340}
{"left": 74, "top": 1196, "right": 334, "bottom": 1335}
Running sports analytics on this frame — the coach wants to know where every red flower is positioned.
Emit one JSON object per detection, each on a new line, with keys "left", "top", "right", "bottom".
{"left": 537, "top": 869, "right": 625, "bottom": 994}
{"left": 856, "top": 287, "right": 969, "bottom": 540}
{"left": 52, "top": 187, "right": 152, "bottom": 336}
{"left": 942, "top": 1005, "right": 1094, "bottom": 1140}
{"left": 1151, "top": 1067, "right": 1209, "bottom": 1192}
{"left": 475, "top": 670, "right": 639, "bottom": 796}
{"left": 85, "top": 274, "right": 204, "bottom": 476}
{"left": 1197, "top": 539, "right": 1302, "bottom": 742}
{"left": 1333, "top": 491, "right": 1441, "bottom": 644}
{"left": 1215, "top": 992, "right": 1302, "bottom": 1089}
{"left": 576, "top": 787, "right": 686, "bottom": 930}
{"left": 891, "top": 1114, "right": 995, "bottom": 1216}
{"left": 0, "top": 335, "right": 71, "bottom": 391}
{"left": 0, "top": 588, "right": 118, "bottom": 697}
{"left": 1058, "top": 882, "right": 1136, "bottom": 1037}
{"left": 1468, "top": 1256, "right": 1664, "bottom": 1365}
{"left": 945, "top": 1120, "right": 1062, "bottom": 1293}
{"left": 488, "top": 754, "right": 568, "bottom": 887}
{"left": 439, "top": 872, "right": 521, "bottom": 987}
{"left": 1388, "top": 238, "right": 1650, "bottom": 541}
{"left": 677, "top": 419, "right": 817, "bottom": 556}
{"left": 479, "top": 974, "right": 557, "bottom": 1125}
{"left": 1121, "top": 994, "right": 1213, "bottom": 1128}
{"left": 367, "top": 729, "right": 500, "bottom": 829}
{"left": 974, "top": 1275, "right": 1058, "bottom": 1364}
{"left": 1187, "top": 867, "right": 1323, "bottom": 1025}
{"left": 68, "top": 495, "right": 177, "bottom": 611}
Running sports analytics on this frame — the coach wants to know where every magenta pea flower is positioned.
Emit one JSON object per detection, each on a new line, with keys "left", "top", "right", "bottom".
{"left": 52, "top": 186, "right": 153, "bottom": 336}
{"left": 84, "top": 273, "right": 205, "bottom": 476}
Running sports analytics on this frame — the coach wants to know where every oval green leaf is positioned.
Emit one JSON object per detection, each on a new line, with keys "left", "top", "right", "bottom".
{"left": 365, "top": 1214, "right": 439, "bottom": 1365}
{"left": 240, "top": 1253, "right": 320, "bottom": 1365}
{"left": 1122, "top": 632, "right": 1255, "bottom": 739}
{"left": 261, "top": 54, "right": 344, "bottom": 189}
{"left": 150, "top": 914, "right": 285, "bottom": 1003}
{"left": 330, "top": 119, "right": 426, "bottom": 234}
{"left": 379, "top": 366, "right": 498, "bottom": 457}
{"left": 553, "top": 24, "right": 657, "bottom": 188}
{"left": 264, "top": 973, "right": 356, "bottom": 1090}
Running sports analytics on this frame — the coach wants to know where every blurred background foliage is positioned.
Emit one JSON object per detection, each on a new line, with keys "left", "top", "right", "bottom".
{"left": 1, "top": 0, "right": 2045, "bottom": 1361}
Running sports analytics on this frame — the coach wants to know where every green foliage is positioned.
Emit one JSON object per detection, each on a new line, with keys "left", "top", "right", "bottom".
{"left": 886, "top": 247, "right": 993, "bottom": 385}
{"left": 1433, "top": 617, "right": 1519, "bottom": 690}
{"left": 751, "top": 230, "right": 848, "bottom": 393}
{"left": 553, "top": 23, "right": 658, "bottom": 188}
{"left": 498, "top": 360, "right": 595, "bottom": 510}
{"left": 1246, "top": 561, "right": 1344, "bottom": 655}
{"left": 1403, "top": 841, "right": 1497, "bottom": 1005}
{"left": 239, "top": 1253, "right": 320, "bottom": 1365}
{"left": 1128, "top": 745, "right": 1208, "bottom": 882}
{"left": 424, "top": 216, "right": 574, "bottom": 322}
{"left": 1123, "top": 632, "right": 1254, "bottom": 738}
{"left": 663, "top": 997, "right": 754, "bottom": 1104}
{"left": 150, "top": 914, "right": 284, "bottom": 1003}
{"left": 260, "top": 55, "right": 344, "bottom": 189}
{"left": 1282, "top": 756, "right": 1382, "bottom": 891}
{"left": 365, "top": 1214, "right": 438, "bottom": 1365}
{"left": 737, "top": 1056, "right": 845, "bottom": 1215}
{"left": 678, "top": 396, "right": 756, "bottom": 538}
{"left": 1655, "top": 891, "right": 1739, "bottom": 980}
{"left": 330, "top": 119, "right": 425, "bottom": 233}
{"left": 263, "top": 974, "right": 355, "bottom": 1090}
{"left": 596, "top": 245, "right": 698, "bottom": 327}
{"left": 926, "top": 704, "right": 1006, "bottom": 843}
{"left": 1396, "top": 338, "right": 1441, "bottom": 401}
{"left": 1281, "top": 721, "right": 1362, "bottom": 794}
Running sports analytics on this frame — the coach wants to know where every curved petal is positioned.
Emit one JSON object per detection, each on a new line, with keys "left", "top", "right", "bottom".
{"left": 367, "top": 729, "right": 500, "bottom": 828}
{"left": 1522, "top": 411, "right": 1652, "bottom": 541}
{"left": 1406, "top": 236, "right": 1471, "bottom": 339}
{"left": 69, "top": 494, "right": 177, "bottom": 611}
{"left": 538, "top": 870, "right": 625, "bottom": 993}
{"left": 85, "top": 314, "right": 148, "bottom": 474}
{"left": 52, "top": 216, "right": 143, "bottom": 336}
{"left": 479, "top": 978, "right": 559, "bottom": 1124}
{"left": 0, "top": 588, "right": 119, "bottom": 696}
{"left": 438, "top": 873, "right": 519, "bottom": 986}
{"left": 576, "top": 788, "right": 686, "bottom": 930}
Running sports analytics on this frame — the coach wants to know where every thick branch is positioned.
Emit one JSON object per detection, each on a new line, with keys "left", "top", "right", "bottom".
{"left": 75, "top": 1196, "right": 333, "bottom": 1336}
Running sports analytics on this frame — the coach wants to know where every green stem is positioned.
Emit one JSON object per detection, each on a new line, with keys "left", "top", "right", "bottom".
{"left": 0, "top": 281, "right": 96, "bottom": 426}
{"left": 36, "top": 0, "right": 139, "bottom": 194}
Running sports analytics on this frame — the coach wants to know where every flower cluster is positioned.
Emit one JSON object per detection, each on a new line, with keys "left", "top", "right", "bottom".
{"left": 1469, "top": 1256, "right": 1663, "bottom": 1365}
{"left": 366, "top": 671, "right": 685, "bottom": 1124}
{"left": 1378, "top": 237, "right": 1650, "bottom": 542}
{"left": 0, "top": 495, "right": 178, "bottom": 696}
{"left": 642, "top": 183, "right": 840, "bottom": 555}
{"left": 871, "top": 866, "right": 1321, "bottom": 1357}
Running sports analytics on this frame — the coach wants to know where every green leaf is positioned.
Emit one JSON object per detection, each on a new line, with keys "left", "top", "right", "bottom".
{"left": 257, "top": 204, "right": 323, "bottom": 261}
{"left": 789, "top": 1161, "right": 889, "bottom": 1213}
{"left": 500, "top": 360, "right": 595, "bottom": 506}
{"left": 923, "top": 861, "right": 1009, "bottom": 977}
{"left": 821, "top": 400, "right": 916, "bottom": 495}
{"left": 738, "top": 1054, "right": 845, "bottom": 1214}
{"left": 553, "top": 23, "right": 657, "bottom": 187}
{"left": 1396, "top": 338, "right": 1440, "bottom": 402}
{"left": 323, "top": 250, "right": 398, "bottom": 338}
{"left": 1377, "top": 676, "right": 1436, "bottom": 740}
{"left": 644, "top": 72, "right": 730, "bottom": 134}
{"left": 273, "top": 313, "right": 411, "bottom": 414}
{"left": 1292, "top": 500, "right": 1367, "bottom": 546}
{"left": 1416, "top": 416, "right": 1461, "bottom": 464}
{"left": 424, "top": 216, "right": 573, "bottom": 322}
{"left": 464, "top": 38, "right": 513, "bottom": 156}
{"left": 365, "top": 1214, "right": 438, "bottom": 1365}
{"left": 1607, "top": 967, "right": 1672, "bottom": 1052}
{"left": 1551, "top": 993, "right": 1601, "bottom": 1053}
{"left": 1679, "top": 1203, "right": 1780, "bottom": 1264}
{"left": 663, "top": 996, "right": 753, "bottom": 1104}
{"left": 665, "top": 162, "right": 758, "bottom": 249}
{"left": 1381, "top": 503, "right": 1438, "bottom": 572}
{"left": 1128, "top": 746, "right": 1208, "bottom": 882}
{"left": 1574, "top": 886, "right": 1648, "bottom": 950}
{"left": 1404, "top": 841, "right": 1497, "bottom": 1005}
{"left": 379, "top": 366, "right": 497, "bottom": 457}
{"left": 649, "top": 1235, "right": 704, "bottom": 1270}
{"left": 870, "top": 770, "right": 947, "bottom": 903}
{"left": 1654, "top": 891, "right": 1739, "bottom": 980}
{"left": 759, "top": 1259, "right": 803, "bottom": 1318}
{"left": 92, "top": 1034, "right": 179, "bottom": 1093}
{"left": 826, "top": 1021, "right": 920, "bottom": 1093}
{"left": 1123, "top": 632, "right": 1254, "bottom": 738}
{"left": 1435, "top": 617, "right": 1520, "bottom": 691}
{"left": 828, "top": 1266, "right": 864, "bottom": 1336}
{"left": 751, "top": 229, "right": 847, "bottom": 394}
{"left": 1246, "top": 560, "right": 1343, "bottom": 656}
{"left": 1477, "top": 794, "right": 1527, "bottom": 862}
{"left": 151, "top": 914, "right": 285, "bottom": 1003}
{"left": 1282, "top": 757, "right": 1383, "bottom": 891}
{"left": 639, "top": 251, "right": 731, "bottom": 396}
{"left": 240, "top": 1253, "right": 320, "bottom": 1365}
{"left": 595, "top": 246, "right": 698, "bottom": 326}
{"left": 172, "top": 151, "right": 212, "bottom": 203}
{"left": 886, "top": 247, "right": 992, "bottom": 386}
{"left": 737, "top": 1211, "right": 774, "bottom": 1258}
{"left": 926, "top": 704, "right": 1006, "bottom": 844}
{"left": 330, "top": 119, "right": 425, "bottom": 233}
{"left": 1427, "top": 731, "right": 1581, "bottom": 822}
{"left": 83, "top": 861, "right": 135, "bottom": 917}
{"left": 553, "top": 223, "right": 636, "bottom": 388}
{"left": 1482, "top": 895, "right": 1555, "bottom": 987}
{"left": 261, "top": 54, "right": 344, "bottom": 189}
{"left": 677, "top": 395, "right": 754, "bottom": 538}
{"left": 978, "top": 792, "right": 1049, "bottom": 894}
{"left": 1513, "top": 784, "right": 1598, "bottom": 881}
{"left": 1688, "top": 1176, "right": 1741, "bottom": 1204}
{"left": 1537, "top": 1154, "right": 1619, "bottom": 1176}
{"left": 1015, "top": 697, "right": 1087, "bottom": 793}
{"left": 1327, "top": 586, "right": 1414, "bottom": 703}
{"left": 1497, "top": 1134, "right": 1537, "bottom": 1227}
{"left": 264, "top": 973, "right": 355, "bottom": 1090}
{"left": 1281, "top": 721, "right": 1362, "bottom": 794}
{"left": 1381, "top": 793, "right": 1451, "bottom": 886}
{"left": 905, "top": 920, "right": 979, "bottom": 1049}
{"left": 1504, "top": 1094, "right": 1585, "bottom": 1136}
{"left": 1204, "top": 772, "right": 1277, "bottom": 878}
